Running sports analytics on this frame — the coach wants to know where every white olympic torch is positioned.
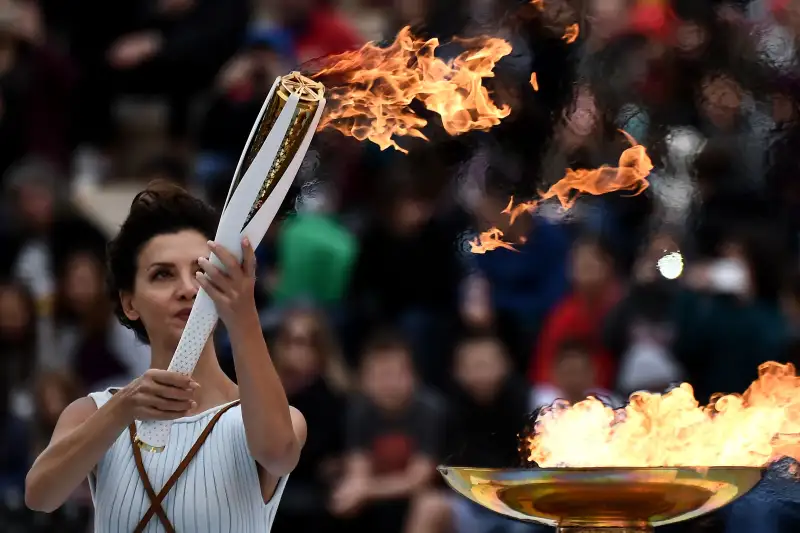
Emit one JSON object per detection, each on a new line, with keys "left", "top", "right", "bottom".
{"left": 134, "top": 72, "right": 327, "bottom": 452}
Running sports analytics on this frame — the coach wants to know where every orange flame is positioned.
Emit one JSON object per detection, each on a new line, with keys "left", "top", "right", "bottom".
{"left": 470, "top": 228, "right": 518, "bottom": 254}
{"left": 503, "top": 196, "right": 539, "bottom": 225}
{"left": 471, "top": 132, "right": 652, "bottom": 253}
{"left": 530, "top": 0, "right": 544, "bottom": 9}
{"left": 312, "top": 26, "right": 513, "bottom": 154}
{"left": 530, "top": 72, "right": 539, "bottom": 91}
{"left": 526, "top": 362, "right": 800, "bottom": 468}
{"left": 539, "top": 130, "right": 651, "bottom": 210}
{"left": 563, "top": 23, "right": 580, "bottom": 43}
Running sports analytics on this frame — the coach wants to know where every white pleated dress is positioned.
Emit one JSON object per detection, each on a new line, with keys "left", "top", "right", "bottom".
{"left": 87, "top": 389, "right": 287, "bottom": 533}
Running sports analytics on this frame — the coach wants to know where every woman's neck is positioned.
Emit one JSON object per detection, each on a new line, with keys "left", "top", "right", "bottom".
{"left": 149, "top": 341, "right": 238, "bottom": 413}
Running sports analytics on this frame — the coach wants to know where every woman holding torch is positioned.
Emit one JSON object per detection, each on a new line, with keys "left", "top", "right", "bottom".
{"left": 24, "top": 182, "right": 306, "bottom": 533}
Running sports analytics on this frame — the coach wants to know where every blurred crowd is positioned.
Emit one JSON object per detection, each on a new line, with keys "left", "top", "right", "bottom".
{"left": 0, "top": 0, "right": 800, "bottom": 531}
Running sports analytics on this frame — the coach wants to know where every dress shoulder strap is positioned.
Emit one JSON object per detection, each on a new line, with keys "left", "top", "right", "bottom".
{"left": 87, "top": 388, "right": 121, "bottom": 409}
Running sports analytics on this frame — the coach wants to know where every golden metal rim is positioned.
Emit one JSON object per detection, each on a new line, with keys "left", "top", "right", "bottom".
{"left": 438, "top": 465, "right": 765, "bottom": 473}
{"left": 438, "top": 464, "right": 764, "bottom": 529}
{"left": 279, "top": 71, "right": 325, "bottom": 103}
{"left": 557, "top": 529, "right": 652, "bottom": 533}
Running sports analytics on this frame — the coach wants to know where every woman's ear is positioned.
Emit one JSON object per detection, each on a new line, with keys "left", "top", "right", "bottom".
{"left": 120, "top": 291, "right": 139, "bottom": 321}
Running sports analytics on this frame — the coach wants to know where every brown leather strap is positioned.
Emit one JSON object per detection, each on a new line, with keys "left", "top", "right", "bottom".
{"left": 128, "top": 424, "right": 175, "bottom": 533}
{"left": 129, "top": 401, "right": 241, "bottom": 533}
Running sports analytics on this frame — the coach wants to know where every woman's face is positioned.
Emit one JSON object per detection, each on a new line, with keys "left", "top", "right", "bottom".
{"left": 63, "top": 253, "right": 105, "bottom": 314}
{"left": 121, "top": 230, "right": 209, "bottom": 348}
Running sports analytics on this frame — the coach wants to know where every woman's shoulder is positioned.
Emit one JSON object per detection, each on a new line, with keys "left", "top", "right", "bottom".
{"left": 55, "top": 396, "right": 99, "bottom": 434}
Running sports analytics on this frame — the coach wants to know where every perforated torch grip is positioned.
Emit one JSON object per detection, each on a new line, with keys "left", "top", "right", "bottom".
{"left": 134, "top": 291, "right": 218, "bottom": 451}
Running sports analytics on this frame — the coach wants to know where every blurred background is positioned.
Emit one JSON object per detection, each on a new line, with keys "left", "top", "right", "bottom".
{"left": 0, "top": 0, "right": 799, "bottom": 531}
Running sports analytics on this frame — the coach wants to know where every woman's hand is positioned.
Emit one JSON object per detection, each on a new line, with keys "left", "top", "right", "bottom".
{"left": 196, "top": 238, "right": 258, "bottom": 328}
{"left": 120, "top": 369, "right": 199, "bottom": 422}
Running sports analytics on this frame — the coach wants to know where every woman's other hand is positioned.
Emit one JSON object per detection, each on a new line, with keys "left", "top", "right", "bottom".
{"left": 196, "top": 238, "right": 258, "bottom": 328}
{"left": 120, "top": 369, "right": 199, "bottom": 421}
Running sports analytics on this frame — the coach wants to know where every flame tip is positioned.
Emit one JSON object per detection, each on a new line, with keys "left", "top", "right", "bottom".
{"left": 316, "top": 25, "right": 513, "bottom": 151}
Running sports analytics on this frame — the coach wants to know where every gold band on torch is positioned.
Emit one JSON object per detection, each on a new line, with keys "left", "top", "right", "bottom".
{"left": 234, "top": 72, "right": 325, "bottom": 228}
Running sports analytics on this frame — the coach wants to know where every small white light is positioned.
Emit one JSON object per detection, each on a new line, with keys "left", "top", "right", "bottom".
{"left": 657, "top": 252, "right": 683, "bottom": 280}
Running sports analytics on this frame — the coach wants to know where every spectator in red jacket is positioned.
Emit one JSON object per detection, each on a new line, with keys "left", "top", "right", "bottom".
{"left": 274, "top": 0, "right": 362, "bottom": 64}
{"left": 528, "top": 235, "right": 621, "bottom": 389}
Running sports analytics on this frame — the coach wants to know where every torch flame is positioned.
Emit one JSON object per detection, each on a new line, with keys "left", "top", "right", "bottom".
{"left": 503, "top": 196, "right": 539, "bottom": 225}
{"left": 470, "top": 227, "right": 519, "bottom": 254}
{"left": 526, "top": 362, "right": 800, "bottom": 468}
{"left": 471, "top": 132, "right": 652, "bottom": 253}
{"left": 313, "top": 26, "right": 513, "bottom": 154}
{"left": 563, "top": 23, "right": 580, "bottom": 44}
{"left": 539, "top": 130, "right": 651, "bottom": 210}
{"left": 530, "top": 72, "right": 539, "bottom": 91}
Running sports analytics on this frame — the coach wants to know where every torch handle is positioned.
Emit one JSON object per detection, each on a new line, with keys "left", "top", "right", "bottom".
{"left": 134, "top": 287, "right": 218, "bottom": 450}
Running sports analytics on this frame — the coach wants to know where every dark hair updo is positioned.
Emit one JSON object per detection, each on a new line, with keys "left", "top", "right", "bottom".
{"left": 107, "top": 181, "right": 219, "bottom": 343}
